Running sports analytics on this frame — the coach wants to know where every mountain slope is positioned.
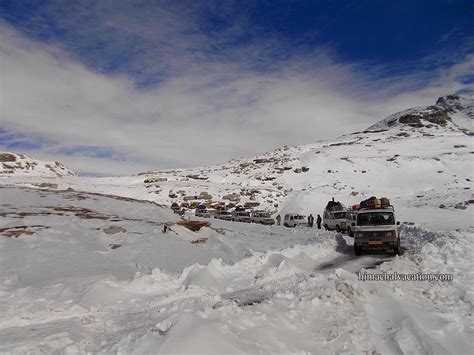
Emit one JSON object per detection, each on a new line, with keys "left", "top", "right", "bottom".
{"left": 109, "top": 93, "right": 473, "bottom": 229}
{"left": 0, "top": 152, "right": 76, "bottom": 177}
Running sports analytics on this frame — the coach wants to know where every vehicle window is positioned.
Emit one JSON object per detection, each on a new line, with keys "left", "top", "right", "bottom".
{"left": 333, "top": 212, "right": 346, "bottom": 219}
{"left": 357, "top": 212, "right": 395, "bottom": 226}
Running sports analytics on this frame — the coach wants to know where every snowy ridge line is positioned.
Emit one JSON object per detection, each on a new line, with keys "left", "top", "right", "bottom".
{"left": 5, "top": 183, "right": 168, "bottom": 207}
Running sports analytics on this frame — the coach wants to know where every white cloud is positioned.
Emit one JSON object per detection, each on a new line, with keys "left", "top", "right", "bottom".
{"left": 0, "top": 22, "right": 472, "bottom": 175}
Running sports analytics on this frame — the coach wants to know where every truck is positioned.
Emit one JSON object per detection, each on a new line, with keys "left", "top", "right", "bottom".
{"left": 350, "top": 205, "right": 401, "bottom": 256}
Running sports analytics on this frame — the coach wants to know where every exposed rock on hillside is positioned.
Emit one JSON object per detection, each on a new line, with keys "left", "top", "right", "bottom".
{"left": 0, "top": 152, "right": 76, "bottom": 177}
{"left": 369, "top": 93, "right": 473, "bottom": 132}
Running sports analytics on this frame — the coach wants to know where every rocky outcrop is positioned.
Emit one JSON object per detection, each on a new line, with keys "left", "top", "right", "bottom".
{"left": 0, "top": 152, "right": 76, "bottom": 177}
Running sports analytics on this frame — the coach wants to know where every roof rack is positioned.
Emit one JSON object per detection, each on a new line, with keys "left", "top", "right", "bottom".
{"left": 355, "top": 205, "right": 394, "bottom": 211}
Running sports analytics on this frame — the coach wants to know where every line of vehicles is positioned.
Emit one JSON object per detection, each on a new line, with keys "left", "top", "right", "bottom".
{"left": 283, "top": 197, "right": 401, "bottom": 255}
{"left": 193, "top": 196, "right": 401, "bottom": 256}
{"left": 195, "top": 207, "right": 275, "bottom": 225}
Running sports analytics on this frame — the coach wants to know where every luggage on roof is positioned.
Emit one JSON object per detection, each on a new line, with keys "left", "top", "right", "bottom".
{"left": 357, "top": 197, "right": 391, "bottom": 209}
{"left": 325, "top": 200, "right": 345, "bottom": 211}
{"left": 381, "top": 197, "right": 390, "bottom": 207}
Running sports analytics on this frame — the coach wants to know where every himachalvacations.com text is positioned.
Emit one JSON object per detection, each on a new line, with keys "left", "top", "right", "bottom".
{"left": 357, "top": 271, "right": 454, "bottom": 282}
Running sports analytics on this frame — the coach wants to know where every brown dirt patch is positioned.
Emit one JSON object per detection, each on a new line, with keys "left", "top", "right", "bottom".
{"left": 53, "top": 206, "right": 112, "bottom": 220}
{"left": 109, "top": 243, "right": 122, "bottom": 249}
{"left": 178, "top": 220, "right": 211, "bottom": 232}
{"left": 0, "top": 225, "right": 48, "bottom": 238}
{"left": 191, "top": 238, "right": 208, "bottom": 244}
{"left": 103, "top": 226, "right": 127, "bottom": 235}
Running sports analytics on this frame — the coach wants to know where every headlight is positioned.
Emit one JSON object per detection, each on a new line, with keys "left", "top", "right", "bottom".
{"left": 386, "top": 231, "right": 396, "bottom": 238}
{"left": 355, "top": 232, "right": 363, "bottom": 238}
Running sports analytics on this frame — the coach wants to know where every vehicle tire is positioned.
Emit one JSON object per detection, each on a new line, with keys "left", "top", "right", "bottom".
{"left": 354, "top": 244, "right": 362, "bottom": 256}
{"left": 336, "top": 225, "right": 341, "bottom": 233}
{"left": 394, "top": 239, "right": 401, "bottom": 256}
{"left": 324, "top": 224, "right": 329, "bottom": 231}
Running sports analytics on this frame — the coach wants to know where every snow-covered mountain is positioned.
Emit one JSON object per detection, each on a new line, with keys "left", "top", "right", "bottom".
{"left": 0, "top": 151, "right": 76, "bottom": 177}
{"left": 369, "top": 93, "right": 473, "bottom": 132}
{"left": 0, "top": 94, "right": 472, "bottom": 354}
{"left": 53, "top": 93, "right": 467, "bottom": 229}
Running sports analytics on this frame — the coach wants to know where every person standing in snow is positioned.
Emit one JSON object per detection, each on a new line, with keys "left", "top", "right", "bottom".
{"left": 316, "top": 214, "right": 322, "bottom": 229}
{"left": 276, "top": 214, "right": 281, "bottom": 225}
{"left": 308, "top": 214, "right": 314, "bottom": 227}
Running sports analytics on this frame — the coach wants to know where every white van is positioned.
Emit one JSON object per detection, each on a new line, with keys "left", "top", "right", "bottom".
{"left": 251, "top": 210, "right": 275, "bottom": 225}
{"left": 323, "top": 210, "right": 347, "bottom": 232}
{"left": 214, "top": 210, "right": 232, "bottom": 221}
{"left": 283, "top": 214, "right": 307, "bottom": 227}
{"left": 231, "top": 210, "right": 252, "bottom": 223}
{"left": 350, "top": 206, "right": 401, "bottom": 255}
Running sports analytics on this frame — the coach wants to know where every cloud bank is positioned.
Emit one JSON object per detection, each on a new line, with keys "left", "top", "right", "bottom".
{"left": 0, "top": 21, "right": 472, "bottom": 175}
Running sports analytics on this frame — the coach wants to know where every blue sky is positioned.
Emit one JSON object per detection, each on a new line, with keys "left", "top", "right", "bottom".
{"left": 2, "top": 0, "right": 472, "bottom": 83}
{"left": 0, "top": 0, "right": 473, "bottom": 175}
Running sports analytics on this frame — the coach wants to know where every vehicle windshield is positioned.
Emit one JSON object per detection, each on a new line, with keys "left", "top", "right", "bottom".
{"left": 357, "top": 212, "right": 395, "bottom": 226}
{"left": 240, "top": 212, "right": 250, "bottom": 217}
{"left": 295, "top": 215, "right": 305, "bottom": 220}
{"left": 333, "top": 212, "right": 346, "bottom": 220}
{"left": 256, "top": 212, "right": 270, "bottom": 218}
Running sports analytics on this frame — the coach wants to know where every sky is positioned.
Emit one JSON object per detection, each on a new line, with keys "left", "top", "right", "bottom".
{"left": 0, "top": 0, "right": 473, "bottom": 175}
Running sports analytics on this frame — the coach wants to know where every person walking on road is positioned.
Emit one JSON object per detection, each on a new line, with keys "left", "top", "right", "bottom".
{"left": 276, "top": 214, "right": 281, "bottom": 225}
{"left": 316, "top": 214, "right": 322, "bottom": 229}
{"left": 308, "top": 214, "right": 314, "bottom": 227}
